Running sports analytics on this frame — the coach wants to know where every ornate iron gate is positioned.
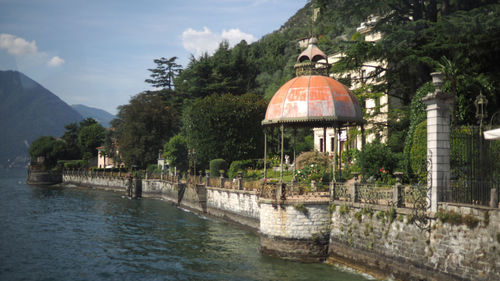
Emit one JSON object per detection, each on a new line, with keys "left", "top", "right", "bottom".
{"left": 449, "top": 126, "right": 500, "bottom": 205}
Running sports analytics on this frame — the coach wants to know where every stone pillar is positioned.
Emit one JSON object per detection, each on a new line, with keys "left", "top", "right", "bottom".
{"left": 219, "top": 174, "right": 225, "bottom": 188}
{"left": 490, "top": 188, "right": 498, "bottom": 208}
{"left": 422, "top": 72, "right": 453, "bottom": 213}
{"left": 351, "top": 181, "right": 359, "bottom": 203}
{"left": 237, "top": 172, "right": 243, "bottom": 190}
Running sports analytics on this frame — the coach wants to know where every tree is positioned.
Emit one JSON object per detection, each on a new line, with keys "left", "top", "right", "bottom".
{"left": 29, "top": 136, "right": 66, "bottom": 168}
{"left": 163, "top": 133, "right": 188, "bottom": 172}
{"left": 61, "top": 122, "right": 80, "bottom": 160}
{"left": 174, "top": 41, "right": 259, "bottom": 99}
{"left": 182, "top": 93, "right": 267, "bottom": 168}
{"left": 113, "top": 91, "right": 180, "bottom": 168}
{"left": 145, "top": 56, "right": 182, "bottom": 90}
{"left": 78, "top": 123, "right": 106, "bottom": 160}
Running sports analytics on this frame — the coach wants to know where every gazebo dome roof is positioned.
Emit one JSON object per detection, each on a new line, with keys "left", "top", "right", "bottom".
{"left": 262, "top": 75, "right": 363, "bottom": 127}
{"left": 297, "top": 38, "right": 328, "bottom": 63}
{"left": 262, "top": 37, "right": 364, "bottom": 128}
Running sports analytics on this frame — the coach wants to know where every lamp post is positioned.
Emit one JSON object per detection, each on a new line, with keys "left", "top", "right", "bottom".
{"left": 475, "top": 92, "right": 488, "bottom": 136}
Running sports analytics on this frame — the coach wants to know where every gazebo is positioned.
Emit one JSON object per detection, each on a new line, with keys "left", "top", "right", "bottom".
{"left": 262, "top": 38, "right": 365, "bottom": 185}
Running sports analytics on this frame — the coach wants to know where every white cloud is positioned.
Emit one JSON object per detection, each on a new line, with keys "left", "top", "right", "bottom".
{"left": 0, "top": 33, "right": 65, "bottom": 67}
{"left": 0, "top": 33, "right": 38, "bottom": 55}
{"left": 181, "top": 27, "right": 257, "bottom": 56}
{"left": 47, "top": 56, "right": 65, "bottom": 67}
{"left": 221, "top": 28, "right": 257, "bottom": 46}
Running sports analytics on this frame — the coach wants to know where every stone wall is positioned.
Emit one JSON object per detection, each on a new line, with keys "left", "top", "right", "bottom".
{"left": 63, "top": 174, "right": 127, "bottom": 192}
{"left": 141, "top": 179, "right": 179, "bottom": 204}
{"left": 28, "top": 169, "right": 62, "bottom": 185}
{"left": 259, "top": 200, "right": 330, "bottom": 262}
{"left": 329, "top": 202, "right": 500, "bottom": 281}
{"left": 206, "top": 187, "right": 259, "bottom": 229}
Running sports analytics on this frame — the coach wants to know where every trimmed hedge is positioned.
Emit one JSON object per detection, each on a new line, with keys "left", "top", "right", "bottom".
{"left": 209, "top": 159, "right": 227, "bottom": 177}
{"left": 410, "top": 120, "right": 427, "bottom": 183}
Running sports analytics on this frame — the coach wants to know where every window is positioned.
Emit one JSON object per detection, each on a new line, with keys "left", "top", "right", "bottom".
{"left": 319, "top": 138, "right": 324, "bottom": 152}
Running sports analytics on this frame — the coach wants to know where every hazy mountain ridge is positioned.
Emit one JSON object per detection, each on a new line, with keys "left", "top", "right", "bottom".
{"left": 0, "top": 70, "right": 83, "bottom": 167}
{"left": 71, "top": 104, "right": 115, "bottom": 128}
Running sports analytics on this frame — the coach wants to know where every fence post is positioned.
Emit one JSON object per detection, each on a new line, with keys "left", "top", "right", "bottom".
{"left": 490, "top": 188, "right": 498, "bottom": 208}
{"left": 330, "top": 181, "right": 336, "bottom": 200}
{"left": 237, "top": 172, "right": 243, "bottom": 190}
{"left": 219, "top": 174, "right": 225, "bottom": 188}
{"left": 352, "top": 182, "right": 359, "bottom": 203}
{"left": 393, "top": 182, "right": 403, "bottom": 207}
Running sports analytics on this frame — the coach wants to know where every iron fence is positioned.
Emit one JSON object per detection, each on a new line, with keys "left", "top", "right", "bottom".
{"left": 449, "top": 125, "right": 500, "bottom": 206}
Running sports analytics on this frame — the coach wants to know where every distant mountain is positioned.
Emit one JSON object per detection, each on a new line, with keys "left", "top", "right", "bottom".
{"left": 0, "top": 70, "right": 83, "bottom": 167}
{"left": 72, "top": 104, "right": 114, "bottom": 128}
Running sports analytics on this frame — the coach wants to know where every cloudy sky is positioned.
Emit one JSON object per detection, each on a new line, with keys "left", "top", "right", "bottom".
{"left": 0, "top": 0, "right": 308, "bottom": 114}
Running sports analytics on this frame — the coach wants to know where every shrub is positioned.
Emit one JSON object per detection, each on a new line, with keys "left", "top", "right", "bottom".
{"left": 210, "top": 159, "right": 227, "bottom": 177}
{"left": 403, "top": 82, "right": 434, "bottom": 179}
{"left": 361, "top": 140, "right": 398, "bottom": 182}
{"left": 228, "top": 159, "right": 253, "bottom": 178}
{"left": 61, "top": 160, "right": 88, "bottom": 169}
{"left": 410, "top": 120, "right": 427, "bottom": 183}
{"left": 146, "top": 164, "right": 161, "bottom": 176}
{"left": 295, "top": 151, "right": 330, "bottom": 170}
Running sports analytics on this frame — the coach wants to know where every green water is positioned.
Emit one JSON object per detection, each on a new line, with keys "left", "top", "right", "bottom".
{"left": 0, "top": 168, "right": 372, "bottom": 280}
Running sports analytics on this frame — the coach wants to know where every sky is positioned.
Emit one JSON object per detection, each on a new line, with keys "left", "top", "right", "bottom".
{"left": 0, "top": 0, "right": 308, "bottom": 114}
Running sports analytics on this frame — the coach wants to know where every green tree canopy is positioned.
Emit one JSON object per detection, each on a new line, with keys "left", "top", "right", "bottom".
{"left": 182, "top": 93, "right": 267, "bottom": 168}
{"left": 78, "top": 123, "right": 106, "bottom": 160}
{"left": 145, "top": 56, "right": 182, "bottom": 90}
{"left": 174, "top": 41, "right": 259, "bottom": 99}
{"left": 113, "top": 91, "right": 180, "bottom": 168}
{"left": 163, "top": 133, "right": 188, "bottom": 173}
{"left": 29, "top": 136, "right": 66, "bottom": 168}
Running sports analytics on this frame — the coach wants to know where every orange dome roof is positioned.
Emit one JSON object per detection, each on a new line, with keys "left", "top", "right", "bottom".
{"left": 262, "top": 75, "right": 363, "bottom": 127}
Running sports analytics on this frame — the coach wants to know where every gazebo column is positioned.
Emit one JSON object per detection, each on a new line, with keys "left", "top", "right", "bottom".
{"left": 323, "top": 127, "right": 327, "bottom": 153}
{"left": 333, "top": 127, "right": 338, "bottom": 182}
{"left": 361, "top": 124, "right": 366, "bottom": 182}
{"left": 338, "top": 127, "right": 342, "bottom": 180}
{"left": 280, "top": 124, "right": 284, "bottom": 183}
{"left": 263, "top": 131, "right": 267, "bottom": 179}
{"left": 293, "top": 128, "right": 297, "bottom": 177}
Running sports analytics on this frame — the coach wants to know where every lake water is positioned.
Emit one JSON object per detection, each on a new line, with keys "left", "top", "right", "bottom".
{"left": 0, "top": 168, "right": 371, "bottom": 281}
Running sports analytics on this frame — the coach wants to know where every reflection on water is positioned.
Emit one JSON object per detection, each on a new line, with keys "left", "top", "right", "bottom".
{"left": 0, "top": 168, "right": 370, "bottom": 281}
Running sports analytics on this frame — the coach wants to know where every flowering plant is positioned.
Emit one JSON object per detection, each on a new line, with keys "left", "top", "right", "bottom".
{"left": 295, "top": 163, "right": 325, "bottom": 183}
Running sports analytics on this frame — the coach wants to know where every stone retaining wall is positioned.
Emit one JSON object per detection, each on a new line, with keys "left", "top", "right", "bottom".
{"left": 62, "top": 174, "right": 500, "bottom": 279}
{"left": 329, "top": 202, "right": 500, "bottom": 281}
{"left": 63, "top": 174, "right": 127, "bottom": 192}
{"left": 206, "top": 187, "right": 260, "bottom": 229}
{"left": 259, "top": 200, "right": 330, "bottom": 261}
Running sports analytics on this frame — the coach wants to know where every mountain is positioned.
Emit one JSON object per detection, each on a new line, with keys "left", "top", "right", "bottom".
{"left": 0, "top": 70, "right": 83, "bottom": 167}
{"left": 72, "top": 104, "right": 114, "bottom": 128}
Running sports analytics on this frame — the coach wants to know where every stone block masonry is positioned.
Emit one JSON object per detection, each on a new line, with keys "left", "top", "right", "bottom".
{"left": 206, "top": 187, "right": 260, "bottom": 229}
{"left": 62, "top": 174, "right": 500, "bottom": 280}
{"left": 329, "top": 202, "right": 500, "bottom": 281}
{"left": 259, "top": 200, "right": 331, "bottom": 262}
